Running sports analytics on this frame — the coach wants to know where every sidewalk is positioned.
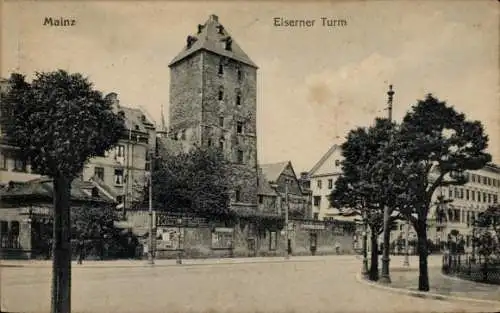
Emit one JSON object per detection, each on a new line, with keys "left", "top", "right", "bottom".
{"left": 388, "top": 266, "right": 500, "bottom": 302}
{"left": 0, "top": 254, "right": 346, "bottom": 268}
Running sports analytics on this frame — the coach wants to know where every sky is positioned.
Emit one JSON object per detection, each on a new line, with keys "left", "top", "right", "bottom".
{"left": 2, "top": 1, "right": 499, "bottom": 173}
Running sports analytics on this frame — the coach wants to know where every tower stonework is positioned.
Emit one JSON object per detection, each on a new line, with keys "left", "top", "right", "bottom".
{"left": 168, "top": 14, "right": 259, "bottom": 211}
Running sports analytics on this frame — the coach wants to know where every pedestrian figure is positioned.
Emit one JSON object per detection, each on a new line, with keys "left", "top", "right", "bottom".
{"left": 335, "top": 241, "right": 340, "bottom": 255}
{"left": 77, "top": 237, "right": 85, "bottom": 264}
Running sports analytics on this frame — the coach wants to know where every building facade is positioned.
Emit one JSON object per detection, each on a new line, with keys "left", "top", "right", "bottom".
{"left": 306, "top": 144, "right": 343, "bottom": 220}
{"left": 259, "top": 161, "right": 311, "bottom": 219}
{"left": 0, "top": 79, "right": 156, "bottom": 211}
{"left": 429, "top": 163, "right": 500, "bottom": 250}
{"left": 168, "top": 14, "right": 259, "bottom": 212}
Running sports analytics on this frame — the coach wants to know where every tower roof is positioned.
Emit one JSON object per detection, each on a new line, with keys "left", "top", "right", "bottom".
{"left": 169, "top": 14, "right": 258, "bottom": 68}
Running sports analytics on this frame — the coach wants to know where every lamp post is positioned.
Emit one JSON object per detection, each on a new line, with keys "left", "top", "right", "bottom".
{"left": 380, "top": 84, "right": 395, "bottom": 284}
{"left": 285, "top": 180, "right": 290, "bottom": 260}
{"left": 176, "top": 218, "right": 183, "bottom": 265}
{"left": 147, "top": 171, "right": 155, "bottom": 266}
{"left": 362, "top": 210, "right": 369, "bottom": 276}
{"left": 403, "top": 217, "right": 410, "bottom": 267}
{"left": 471, "top": 216, "right": 476, "bottom": 263}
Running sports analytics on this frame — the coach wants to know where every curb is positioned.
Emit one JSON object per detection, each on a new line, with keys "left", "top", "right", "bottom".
{"left": 355, "top": 272, "right": 500, "bottom": 307}
{"left": 439, "top": 271, "right": 500, "bottom": 288}
{"left": 0, "top": 256, "right": 332, "bottom": 269}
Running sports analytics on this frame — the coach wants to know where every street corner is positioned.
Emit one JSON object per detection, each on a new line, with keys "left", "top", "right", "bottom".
{"left": 355, "top": 271, "right": 500, "bottom": 309}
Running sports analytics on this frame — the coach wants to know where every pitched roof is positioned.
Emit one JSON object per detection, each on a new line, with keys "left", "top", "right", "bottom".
{"left": 257, "top": 169, "right": 278, "bottom": 196}
{"left": 120, "top": 106, "right": 155, "bottom": 134}
{"left": 308, "top": 144, "right": 340, "bottom": 176}
{"left": 169, "top": 14, "right": 257, "bottom": 68}
{"left": 259, "top": 161, "right": 290, "bottom": 183}
{"left": 0, "top": 177, "right": 115, "bottom": 203}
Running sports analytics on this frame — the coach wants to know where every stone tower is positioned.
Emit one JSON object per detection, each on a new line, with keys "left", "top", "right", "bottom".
{"left": 168, "top": 14, "right": 259, "bottom": 212}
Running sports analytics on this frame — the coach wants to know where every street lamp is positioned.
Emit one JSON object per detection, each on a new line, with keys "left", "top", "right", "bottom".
{"left": 361, "top": 210, "right": 369, "bottom": 276}
{"left": 285, "top": 180, "right": 291, "bottom": 260}
{"left": 176, "top": 218, "right": 183, "bottom": 265}
{"left": 471, "top": 216, "right": 476, "bottom": 263}
{"left": 145, "top": 170, "right": 155, "bottom": 266}
{"left": 403, "top": 216, "right": 410, "bottom": 267}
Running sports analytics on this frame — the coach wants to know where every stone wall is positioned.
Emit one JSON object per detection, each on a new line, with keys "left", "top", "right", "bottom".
{"left": 127, "top": 211, "right": 355, "bottom": 259}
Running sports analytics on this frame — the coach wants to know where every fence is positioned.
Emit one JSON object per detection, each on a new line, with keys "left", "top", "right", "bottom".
{"left": 442, "top": 252, "right": 500, "bottom": 285}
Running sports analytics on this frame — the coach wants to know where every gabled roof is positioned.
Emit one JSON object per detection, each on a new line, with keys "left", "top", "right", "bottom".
{"left": 0, "top": 177, "right": 115, "bottom": 203}
{"left": 259, "top": 161, "right": 290, "bottom": 183}
{"left": 120, "top": 106, "right": 155, "bottom": 134}
{"left": 169, "top": 14, "right": 257, "bottom": 68}
{"left": 257, "top": 169, "right": 279, "bottom": 196}
{"left": 308, "top": 144, "right": 340, "bottom": 177}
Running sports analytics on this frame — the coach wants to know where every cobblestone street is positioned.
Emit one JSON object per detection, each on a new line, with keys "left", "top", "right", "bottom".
{"left": 1, "top": 255, "right": 498, "bottom": 313}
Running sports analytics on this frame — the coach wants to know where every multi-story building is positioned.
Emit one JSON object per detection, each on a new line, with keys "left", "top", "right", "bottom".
{"left": 429, "top": 163, "right": 500, "bottom": 250}
{"left": 305, "top": 144, "right": 343, "bottom": 220}
{"left": 168, "top": 14, "right": 259, "bottom": 213}
{"left": 81, "top": 93, "right": 156, "bottom": 210}
{"left": 259, "top": 161, "right": 310, "bottom": 219}
{"left": 0, "top": 79, "right": 156, "bottom": 211}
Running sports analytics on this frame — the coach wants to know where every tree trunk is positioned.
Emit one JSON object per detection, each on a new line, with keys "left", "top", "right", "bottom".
{"left": 417, "top": 219, "right": 430, "bottom": 292}
{"left": 51, "top": 176, "right": 72, "bottom": 313}
{"left": 369, "top": 233, "right": 379, "bottom": 281}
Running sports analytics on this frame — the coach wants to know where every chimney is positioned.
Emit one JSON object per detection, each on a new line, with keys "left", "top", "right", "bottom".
{"left": 105, "top": 92, "right": 120, "bottom": 112}
{"left": 209, "top": 14, "right": 219, "bottom": 23}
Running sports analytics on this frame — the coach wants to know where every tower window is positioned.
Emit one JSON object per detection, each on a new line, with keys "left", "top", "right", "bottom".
{"left": 219, "top": 116, "right": 224, "bottom": 127}
{"left": 218, "top": 87, "right": 224, "bottom": 101}
{"left": 235, "top": 188, "right": 241, "bottom": 202}
{"left": 219, "top": 137, "right": 224, "bottom": 150}
{"left": 236, "top": 91, "right": 242, "bottom": 105}
{"left": 207, "top": 138, "right": 212, "bottom": 147}
{"left": 237, "top": 68, "right": 242, "bottom": 81}
{"left": 236, "top": 121, "right": 244, "bottom": 134}
{"left": 237, "top": 150, "right": 244, "bottom": 163}
{"left": 218, "top": 59, "right": 224, "bottom": 75}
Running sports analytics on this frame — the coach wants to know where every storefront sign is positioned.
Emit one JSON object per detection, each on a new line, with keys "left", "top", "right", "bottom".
{"left": 301, "top": 224, "right": 325, "bottom": 230}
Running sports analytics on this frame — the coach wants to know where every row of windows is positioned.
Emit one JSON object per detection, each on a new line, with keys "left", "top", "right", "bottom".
{"left": 317, "top": 178, "right": 334, "bottom": 190}
{"left": 217, "top": 87, "right": 243, "bottom": 105}
{"left": 218, "top": 57, "right": 243, "bottom": 81}
{"left": 436, "top": 208, "right": 480, "bottom": 225}
{"left": 447, "top": 187, "right": 498, "bottom": 204}
{"left": 93, "top": 166, "right": 126, "bottom": 186}
{"left": 468, "top": 172, "right": 499, "bottom": 187}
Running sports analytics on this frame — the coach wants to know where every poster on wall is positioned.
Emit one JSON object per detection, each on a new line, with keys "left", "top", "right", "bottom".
{"left": 156, "top": 227, "right": 184, "bottom": 250}
{"left": 211, "top": 227, "right": 233, "bottom": 249}
{"left": 269, "top": 231, "right": 277, "bottom": 250}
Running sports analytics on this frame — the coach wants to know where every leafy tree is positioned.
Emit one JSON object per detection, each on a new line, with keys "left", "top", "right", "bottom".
{"left": 473, "top": 205, "right": 500, "bottom": 262}
{"left": 330, "top": 118, "right": 401, "bottom": 281}
{"left": 149, "top": 146, "right": 233, "bottom": 218}
{"left": 395, "top": 94, "right": 491, "bottom": 291}
{"left": 1, "top": 71, "right": 125, "bottom": 313}
{"left": 71, "top": 205, "right": 139, "bottom": 260}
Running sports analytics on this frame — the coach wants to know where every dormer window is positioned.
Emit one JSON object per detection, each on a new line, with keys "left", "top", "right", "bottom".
{"left": 197, "top": 24, "right": 205, "bottom": 34}
{"left": 225, "top": 37, "right": 232, "bottom": 51}
{"left": 216, "top": 25, "right": 224, "bottom": 34}
{"left": 186, "top": 36, "right": 197, "bottom": 49}
{"left": 218, "top": 87, "right": 224, "bottom": 101}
